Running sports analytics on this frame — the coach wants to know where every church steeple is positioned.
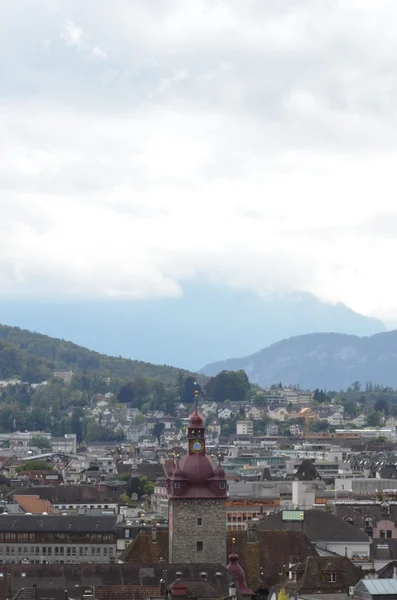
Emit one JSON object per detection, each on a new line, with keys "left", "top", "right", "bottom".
{"left": 188, "top": 389, "right": 206, "bottom": 455}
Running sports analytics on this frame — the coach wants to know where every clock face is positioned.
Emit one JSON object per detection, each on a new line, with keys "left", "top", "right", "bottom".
{"left": 191, "top": 440, "right": 203, "bottom": 453}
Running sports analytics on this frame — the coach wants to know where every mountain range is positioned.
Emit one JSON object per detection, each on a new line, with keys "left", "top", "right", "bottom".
{"left": 0, "top": 283, "right": 385, "bottom": 370}
{"left": 201, "top": 330, "right": 397, "bottom": 390}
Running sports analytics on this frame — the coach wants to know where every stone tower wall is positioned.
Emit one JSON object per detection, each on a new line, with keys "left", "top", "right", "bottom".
{"left": 169, "top": 498, "right": 226, "bottom": 564}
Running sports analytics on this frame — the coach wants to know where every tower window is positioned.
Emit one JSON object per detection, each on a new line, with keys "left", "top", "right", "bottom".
{"left": 174, "top": 482, "right": 180, "bottom": 489}
{"left": 196, "top": 541, "right": 203, "bottom": 552}
{"left": 197, "top": 518, "right": 202, "bottom": 526}
{"left": 219, "top": 482, "right": 226, "bottom": 489}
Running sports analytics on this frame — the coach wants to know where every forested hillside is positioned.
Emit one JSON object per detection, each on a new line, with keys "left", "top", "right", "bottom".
{"left": 0, "top": 325, "right": 191, "bottom": 384}
{"left": 0, "top": 325, "right": 204, "bottom": 441}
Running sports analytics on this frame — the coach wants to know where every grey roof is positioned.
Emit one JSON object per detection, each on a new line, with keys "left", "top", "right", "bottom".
{"left": 10, "top": 484, "right": 121, "bottom": 504}
{"left": 356, "top": 579, "right": 397, "bottom": 595}
{"left": 258, "top": 509, "right": 370, "bottom": 542}
{"left": 0, "top": 514, "right": 117, "bottom": 533}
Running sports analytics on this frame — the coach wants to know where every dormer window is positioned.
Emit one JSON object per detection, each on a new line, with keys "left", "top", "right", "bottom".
{"left": 219, "top": 481, "right": 226, "bottom": 489}
{"left": 327, "top": 573, "right": 337, "bottom": 583}
{"left": 174, "top": 482, "right": 180, "bottom": 489}
{"left": 381, "top": 501, "right": 391, "bottom": 517}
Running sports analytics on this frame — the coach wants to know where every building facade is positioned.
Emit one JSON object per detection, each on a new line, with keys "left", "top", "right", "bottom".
{"left": 0, "top": 515, "right": 117, "bottom": 564}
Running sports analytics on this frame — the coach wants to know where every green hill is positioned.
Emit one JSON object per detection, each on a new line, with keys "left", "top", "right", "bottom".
{"left": 0, "top": 324, "right": 193, "bottom": 384}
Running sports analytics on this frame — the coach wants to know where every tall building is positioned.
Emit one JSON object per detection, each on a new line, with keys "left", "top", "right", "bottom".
{"left": 166, "top": 408, "right": 228, "bottom": 564}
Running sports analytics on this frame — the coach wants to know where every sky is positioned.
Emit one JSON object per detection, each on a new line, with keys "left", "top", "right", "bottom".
{"left": 1, "top": 0, "right": 397, "bottom": 322}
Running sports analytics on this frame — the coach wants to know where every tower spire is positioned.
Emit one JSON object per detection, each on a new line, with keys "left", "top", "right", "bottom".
{"left": 193, "top": 382, "right": 199, "bottom": 413}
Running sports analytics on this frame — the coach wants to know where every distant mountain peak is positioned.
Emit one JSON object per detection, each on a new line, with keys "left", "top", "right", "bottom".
{"left": 201, "top": 329, "right": 397, "bottom": 390}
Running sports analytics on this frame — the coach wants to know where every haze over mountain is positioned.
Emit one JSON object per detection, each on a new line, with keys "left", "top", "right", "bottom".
{"left": 0, "top": 283, "right": 385, "bottom": 370}
{"left": 201, "top": 330, "right": 397, "bottom": 390}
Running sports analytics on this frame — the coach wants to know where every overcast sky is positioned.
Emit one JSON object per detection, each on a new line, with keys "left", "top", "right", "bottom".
{"left": 1, "top": 0, "right": 397, "bottom": 321}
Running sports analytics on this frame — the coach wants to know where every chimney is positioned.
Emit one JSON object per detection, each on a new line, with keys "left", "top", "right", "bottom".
{"left": 64, "top": 590, "right": 68, "bottom": 600}
{"left": 393, "top": 565, "right": 397, "bottom": 579}
{"left": 33, "top": 585, "right": 38, "bottom": 600}
{"left": 229, "top": 582, "right": 237, "bottom": 600}
{"left": 152, "top": 522, "right": 157, "bottom": 543}
{"left": 160, "top": 579, "right": 166, "bottom": 596}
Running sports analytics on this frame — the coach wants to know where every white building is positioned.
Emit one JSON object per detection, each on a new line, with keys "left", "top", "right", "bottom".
{"left": 353, "top": 414, "right": 367, "bottom": 427}
{"left": 218, "top": 408, "right": 233, "bottom": 419}
{"left": 328, "top": 412, "right": 344, "bottom": 426}
{"left": 266, "top": 423, "right": 279, "bottom": 436}
{"left": 236, "top": 420, "right": 254, "bottom": 436}
{"left": 246, "top": 406, "right": 264, "bottom": 420}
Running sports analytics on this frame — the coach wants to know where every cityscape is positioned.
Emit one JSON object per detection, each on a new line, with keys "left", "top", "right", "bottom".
{"left": 3, "top": 1, "right": 397, "bottom": 600}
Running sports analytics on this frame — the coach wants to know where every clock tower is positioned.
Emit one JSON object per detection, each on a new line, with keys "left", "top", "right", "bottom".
{"left": 166, "top": 394, "right": 227, "bottom": 564}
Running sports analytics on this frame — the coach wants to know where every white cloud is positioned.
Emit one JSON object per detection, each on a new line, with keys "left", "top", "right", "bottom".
{"left": 60, "top": 19, "right": 107, "bottom": 60}
{"left": 1, "top": 0, "right": 397, "bottom": 321}
{"left": 61, "top": 21, "right": 86, "bottom": 48}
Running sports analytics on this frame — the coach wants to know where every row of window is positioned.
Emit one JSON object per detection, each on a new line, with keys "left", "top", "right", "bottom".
{"left": 0, "top": 546, "right": 114, "bottom": 556}
{"left": 173, "top": 482, "right": 226, "bottom": 489}
{"left": 57, "top": 505, "right": 113, "bottom": 509}
{"left": 0, "top": 534, "right": 115, "bottom": 543}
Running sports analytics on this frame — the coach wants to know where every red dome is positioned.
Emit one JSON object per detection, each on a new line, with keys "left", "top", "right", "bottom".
{"left": 189, "top": 411, "right": 205, "bottom": 428}
{"left": 227, "top": 552, "right": 254, "bottom": 596}
{"left": 178, "top": 454, "right": 215, "bottom": 484}
{"left": 213, "top": 463, "right": 226, "bottom": 479}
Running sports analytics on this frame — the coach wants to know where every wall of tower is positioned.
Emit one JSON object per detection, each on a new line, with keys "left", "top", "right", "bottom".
{"left": 169, "top": 498, "right": 226, "bottom": 564}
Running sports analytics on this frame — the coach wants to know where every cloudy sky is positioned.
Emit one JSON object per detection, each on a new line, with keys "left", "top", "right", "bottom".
{"left": 2, "top": 0, "right": 397, "bottom": 321}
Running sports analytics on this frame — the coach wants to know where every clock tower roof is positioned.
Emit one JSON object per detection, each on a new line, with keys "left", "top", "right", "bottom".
{"left": 188, "top": 409, "right": 205, "bottom": 429}
{"left": 167, "top": 407, "right": 228, "bottom": 499}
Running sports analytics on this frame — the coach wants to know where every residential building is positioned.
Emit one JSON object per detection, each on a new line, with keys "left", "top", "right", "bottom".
{"left": 267, "top": 555, "right": 362, "bottom": 600}
{"left": 266, "top": 424, "right": 279, "bottom": 436}
{"left": 353, "top": 414, "right": 367, "bottom": 427}
{"left": 258, "top": 509, "right": 371, "bottom": 569}
{"left": 0, "top": 514, "right": 117, "bottom": 563}
{"left": 328, "top": 412, "right": 344, "bottom": 426}
{"left": 236, "top": 421, "right": 254, "bottom": 436}
{"left": 218, "top": 408, "right": 233, "bottom": 420}
{"left": 246, "top": 407, "right": 264, "bottom": 421}
{"left": 53, "top": 370, "right": 73, "bottom": 385}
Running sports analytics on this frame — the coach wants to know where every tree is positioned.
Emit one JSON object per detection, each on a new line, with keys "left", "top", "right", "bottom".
{"left": 117, "top": 381, "right": 135, "bottom": 404}
{"left": 28, "top": 436, "right": 52, "bottom": 450}
{"left": 134, "top": 414, "right": 145, "bottom": 425}
{"left": 278, "top": 588, "right": 289, "bottom": 600}
{"left": 138, "top": 475, "right": 154, "bottom": 496}
{"left": 351, "top": 381, "right": 361, "bottom": 393}
{"left": 367, "top": 410, "right": 381, "bottom": 427}
{"left": 204, "top": 370, "right": 250, "bottom": 403}
{"left": 181, "top": 376, "right": 201, "bottom": 404}
{"left": 16, "top": 461, "right": 54, "bottom": 472}
{"left": 374, "top": 397, "right": 389, "bottom": 415}
{"left": 153, "top": 422, "right": 165, "bottom": 443}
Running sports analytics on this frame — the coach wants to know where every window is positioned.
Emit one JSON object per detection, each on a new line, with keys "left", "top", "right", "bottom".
{"left": 344, "top": 516, "right": 354, "bottom": 525}
{"left": 196, "top": 541, "right": 203, "bottom": 552}
{"left": 380, "top": 530, "right": 386, "bottom": 538}
{"left": 174, "top": 482, "right": 180, "bottom": 489}
{"left": 327, "top": 573, "right": 337, "bottom": 583}
{"left": 364, "top": 517, "right": 374, "bottom": 529}
{"left": 197, "top": 518, "right": 202, "bottom": 526}
{"left": 91, "top": 548, "right": 95, "bottom": 555}
{"left": 125, "top": 530, "right": 130, "bottom": 539}
{"left": 387, "top": 531, "right": 392, "bottom": 539}
{"left": 219, "top": 482, "right": 226, "bottom": 489}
